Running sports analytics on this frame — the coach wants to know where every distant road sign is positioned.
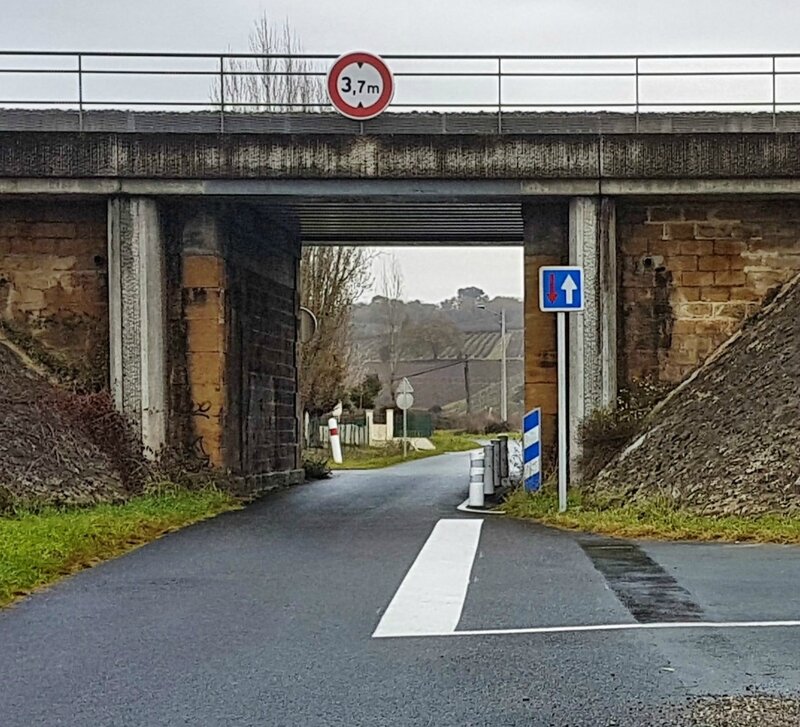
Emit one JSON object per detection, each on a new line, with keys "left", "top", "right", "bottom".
{"left": 538, "top": 266, "right": 585, "bottom": 312}
{"left": 396, "top": 377, "right": 414, "bottom": 410}
{"left": 299, "top": 307, "right": 317, "bottom": 344}
{"left": 397, "top": 377, "right": 414, "bottom": 395}
{"left": 396, "top": 392, "right": 414, "bottom": 411}
{"left": 327, "top": 51, "right": 394, "bottom": 120}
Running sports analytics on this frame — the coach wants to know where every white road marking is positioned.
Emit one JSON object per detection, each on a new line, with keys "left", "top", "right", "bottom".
{"left": 373, "top": 619, "right": 800, "bottom": 639}
{"left": 372, "top": 518, "right": 483, "bottom": 638}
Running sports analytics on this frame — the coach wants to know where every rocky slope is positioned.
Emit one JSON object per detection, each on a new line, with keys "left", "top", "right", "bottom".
{"left": 592, "top": 274, "right": 800, "bottom": 516}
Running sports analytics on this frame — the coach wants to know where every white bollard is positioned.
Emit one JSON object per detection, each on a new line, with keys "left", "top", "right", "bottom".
{"left": 483, "top": 444, "right": 495, "bottom": 495}
{"left": 469, "top": 452, "right": 485, "bottom": 507}
{"left": 328, "top": 417, "right": 343, "bottom": 464}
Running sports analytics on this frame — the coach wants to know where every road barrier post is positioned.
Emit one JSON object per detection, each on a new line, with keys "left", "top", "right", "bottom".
{"left": 469, "top": 451, "right": 485, "bottom": 507}
{"left": 483, "top": 444, "right": 495, "bottom": 495}
{"left": 498, "top": 435, "right": 509, "bottom": 487}
{"left": 523, "top": 408, "right": 542, "bottom": 492}
{"left": 491, "top": 440, "right": 501, "bottom": 491}
{"left": 328, "top": 417, "right": 343, "bottom": 464}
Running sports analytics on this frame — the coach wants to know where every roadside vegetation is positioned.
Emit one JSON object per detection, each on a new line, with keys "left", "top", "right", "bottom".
{"left": 502, "top": 486, "right": 800, "bottom": 544}
{"left": 577, "top": 379, "right": 672, "bottom": 481}
{"left": 327, "top": 430, "right": 483, "bottom": 470}
{"left": 0, "top": 486, "right": 240, "bottom": 608}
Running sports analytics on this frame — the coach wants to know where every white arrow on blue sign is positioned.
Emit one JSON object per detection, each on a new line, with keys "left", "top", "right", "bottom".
{"left": 538, "top": 266, "right": 585, "bottom": 312}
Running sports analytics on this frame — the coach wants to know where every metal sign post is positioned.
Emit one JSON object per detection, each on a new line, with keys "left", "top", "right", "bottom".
{"left": 556, "top": 312, "right": 568, "bottom": 512}
{"left": 403, "top": 408, "right": 407, "bottom": 458}
{"left": 395, "top": 377, "right": 414, "bottom": 459}
{"left": 538, "top": 265, "right": 585, "bottom": 513}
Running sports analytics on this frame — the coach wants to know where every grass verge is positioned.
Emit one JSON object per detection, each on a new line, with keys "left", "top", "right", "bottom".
{"left": 0, "top": 487, "right": 240, "bottom": 608}
{"left": 501, "top": 487, "right": 800, "bottom": 544}
{"left": 330, "top": 430, "right": 483, "bottom": 470}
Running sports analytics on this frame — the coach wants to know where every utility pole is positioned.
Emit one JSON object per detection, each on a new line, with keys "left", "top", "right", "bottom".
{"left": 463, "top": 357, "right": 472, "bottom": 414}
{"left": 476, "top": 302, "right": 509, "bottom": 422}
{"left": 500, "top": 308, "right": 508, "bottom": 422}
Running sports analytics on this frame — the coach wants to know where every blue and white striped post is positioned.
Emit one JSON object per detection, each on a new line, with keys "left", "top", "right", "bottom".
{"left": 523, "top": 408, "right": 542, "bottom": 492}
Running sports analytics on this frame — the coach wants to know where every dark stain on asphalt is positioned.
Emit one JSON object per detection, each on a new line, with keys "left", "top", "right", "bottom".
{"left": 580, "top": 540, "right": 704, "bottom": 623}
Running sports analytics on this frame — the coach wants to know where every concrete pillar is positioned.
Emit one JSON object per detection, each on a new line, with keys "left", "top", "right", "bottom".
{"left": 523, "top": 202, "right": 569, "bottom": 469}
{"left": 568, "top": 197, "right": 617, "bottom": 476}
{"left": 108, "top": 197, "right": 167, "bottom": 457}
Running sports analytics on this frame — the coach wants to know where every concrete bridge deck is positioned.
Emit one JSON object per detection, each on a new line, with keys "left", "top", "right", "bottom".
{"left": 3, "top": 111, "right": 800, "bottom": 201}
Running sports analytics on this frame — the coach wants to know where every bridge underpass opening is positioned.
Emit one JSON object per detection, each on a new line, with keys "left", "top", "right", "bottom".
{"left": 291, "top": 197, "right": 529, "bottom": 456}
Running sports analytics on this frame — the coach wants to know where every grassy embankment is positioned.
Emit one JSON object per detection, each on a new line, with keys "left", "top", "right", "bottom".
{"left": 502, "top": 486, "right": 800, "bottom": 544}
{"left": 0, "top": 487, "right": 240, "bottom": 608}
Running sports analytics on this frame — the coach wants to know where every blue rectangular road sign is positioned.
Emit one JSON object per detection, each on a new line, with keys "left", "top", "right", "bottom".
{"left": 538, "top": 266, "right": 585, "bottom": 312}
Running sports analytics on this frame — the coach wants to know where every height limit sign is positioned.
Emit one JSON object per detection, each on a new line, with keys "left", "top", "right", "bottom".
{"left": 327, "top": 51, "right": 394, "bottom": 120}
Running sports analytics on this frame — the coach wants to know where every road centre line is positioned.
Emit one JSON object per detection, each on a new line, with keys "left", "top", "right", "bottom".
{"left": 372, "top": 518, "right": 483, "bottom": 638}
{"left": 373, "top": 619, "right": 800, "bottom": 639}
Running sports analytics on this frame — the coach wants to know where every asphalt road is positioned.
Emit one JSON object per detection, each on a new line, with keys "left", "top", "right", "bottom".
{"left": 2, "top": 452, "right": 799, "bottom": 726}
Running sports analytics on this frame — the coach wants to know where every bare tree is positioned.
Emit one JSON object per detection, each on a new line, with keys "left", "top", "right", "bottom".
{"left": 213, "top": 14, "right": 372, "bottom": 418}
{"left": 377, "top": 255, "right": 405, "bottom": 398}
{"left": 212, "top": 13, "right": 326, "bottom": 112}
{"left": 300, "top": 247, "right": 374, "bottom": 416}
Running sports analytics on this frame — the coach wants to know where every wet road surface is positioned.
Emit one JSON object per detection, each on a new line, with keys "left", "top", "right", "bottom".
{"left": 1, "top": 452, "right": 799, "bottom": 725}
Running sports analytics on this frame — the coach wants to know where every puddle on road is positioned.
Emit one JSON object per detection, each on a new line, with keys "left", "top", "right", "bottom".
{"left": 580, "top": 541, "right": 704, "bottom": 623}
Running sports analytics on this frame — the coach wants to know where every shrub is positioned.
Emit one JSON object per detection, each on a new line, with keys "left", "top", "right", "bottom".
{"left": 303, "top": 449, "right": 331, "bottom": 480}
{"left": 50, "top": 390, "right": 149, "bottom": 493}
{"left": 485, "top": 419, "right": 510, "bottom": 435}
{"left": 435, "top": 410, "right": 509, "bottom": 435}
{"left": 579, "top": 378, "right": 672, "bottom": 482}
{"left": 0, "top": 485, "right": 15, "bottom": 516}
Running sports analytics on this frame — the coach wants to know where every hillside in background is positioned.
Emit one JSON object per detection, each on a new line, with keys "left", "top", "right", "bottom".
{"left": 350, "top": 287, "right": 524, "bottom": 416}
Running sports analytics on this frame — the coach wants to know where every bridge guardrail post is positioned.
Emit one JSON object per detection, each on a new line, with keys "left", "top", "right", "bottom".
{"left": 497, "top": 56, "right": 503, "bottom": 134}
{"left": 77, "top": 53, "right": 84, "bottom": 132}
{"left": 219, "top": 55, "right": 225, "bottom": 134}
{"left": 772, "top": 55, "right": 777, "bottom": 131}
{"left": 634, "top": 57, "right": 639, "bottom": 133}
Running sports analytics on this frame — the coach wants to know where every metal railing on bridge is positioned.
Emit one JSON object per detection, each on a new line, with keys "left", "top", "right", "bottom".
{"left": 3, "top": 51, "right": 800, "bottom": 131}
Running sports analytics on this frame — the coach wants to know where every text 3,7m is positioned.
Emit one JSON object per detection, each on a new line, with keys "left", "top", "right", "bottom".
{"left": 341, "top": 77, "right": 380, "bottom": 95}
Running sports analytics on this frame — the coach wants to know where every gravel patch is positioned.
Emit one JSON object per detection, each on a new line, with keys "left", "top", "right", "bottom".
{"left": 691, "top": 694, "right": 800, "bottom": 726}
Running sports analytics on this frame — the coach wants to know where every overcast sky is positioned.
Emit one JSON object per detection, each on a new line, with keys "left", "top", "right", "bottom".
{"left": 4, "top": 1, "right": 800, "bottom": 301}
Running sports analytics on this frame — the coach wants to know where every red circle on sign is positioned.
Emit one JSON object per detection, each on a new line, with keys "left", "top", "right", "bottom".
{"left": 327, "top": 52, "right": 394, "bottom": 120}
